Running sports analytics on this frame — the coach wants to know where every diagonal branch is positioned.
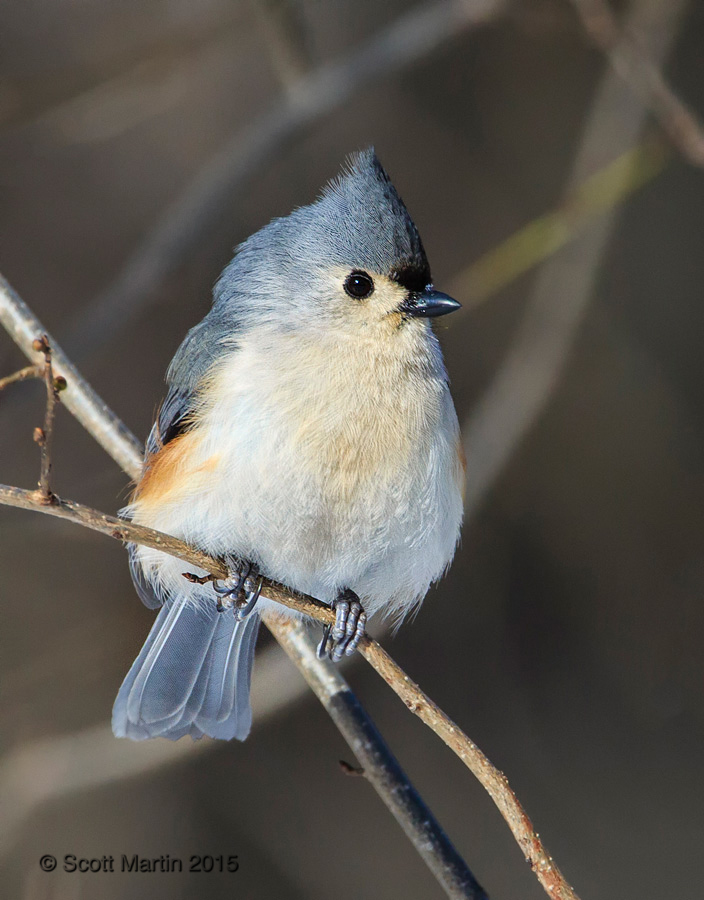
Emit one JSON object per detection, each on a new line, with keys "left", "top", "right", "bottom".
{"left": 568, "top": 0, "right": 704, "bottom": 166}
{"left": 0, "top": 274, "right": 579, "bottom": 900}
{"left": 262, "top": 617, "right": 488, "bottom": 900}
{"left": 463, "top": 0, "right": 688, "bottom": 517}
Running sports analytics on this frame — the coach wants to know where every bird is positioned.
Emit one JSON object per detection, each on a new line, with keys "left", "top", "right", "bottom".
{"left": 112, "top": 149, "right": 465, "bottom": 742}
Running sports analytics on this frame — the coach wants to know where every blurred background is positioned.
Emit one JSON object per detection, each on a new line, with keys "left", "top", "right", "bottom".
{"left": 1, "top": 0, "right": 703, "bottom": 897}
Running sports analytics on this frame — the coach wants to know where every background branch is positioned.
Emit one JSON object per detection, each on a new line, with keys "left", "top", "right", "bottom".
{"left": 251, "top": 0, "right": 315, "bottom": 92}
{"left": 462, "top": 0, "right": 687, "bottom": 516}
{"left": 569, "top": 0, "right": 704, "bottom": 166}
{"left": 449, "top": 135, "right": 668, "bottom": 310}
{"left": 59, "top": 0, "right": 506, "bottom": 361}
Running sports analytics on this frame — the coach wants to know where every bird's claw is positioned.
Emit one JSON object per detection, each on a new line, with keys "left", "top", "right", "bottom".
{"left": 236, "top": 572, "right": 263, "bottom": 620}
{"left": 317, "top": 589, "right": 367, "bottom": 661}
{"left": 213, "top": 559, "right": 263, "bottom": 620}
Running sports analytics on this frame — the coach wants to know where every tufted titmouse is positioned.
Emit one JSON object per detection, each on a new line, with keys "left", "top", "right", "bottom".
{"left": 112, "top": 150, "right": 464, "bottom": 742}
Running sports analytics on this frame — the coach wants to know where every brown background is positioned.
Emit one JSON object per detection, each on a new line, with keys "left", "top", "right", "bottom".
{"left": 1, "top": 1, "right": 703, "bottom": 898}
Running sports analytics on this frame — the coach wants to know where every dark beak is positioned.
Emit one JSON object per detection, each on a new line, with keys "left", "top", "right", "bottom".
{"left": 400, "top": 288, "right": 461, "bottom": 319}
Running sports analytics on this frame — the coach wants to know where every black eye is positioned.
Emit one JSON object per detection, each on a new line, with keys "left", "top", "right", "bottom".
{"left": 344, "top": 270, "right": 374, "bottom": 299}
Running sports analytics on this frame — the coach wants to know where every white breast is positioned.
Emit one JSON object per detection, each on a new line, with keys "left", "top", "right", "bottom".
{"left": 130, "top": 324, "right": 463, "bottom": 622}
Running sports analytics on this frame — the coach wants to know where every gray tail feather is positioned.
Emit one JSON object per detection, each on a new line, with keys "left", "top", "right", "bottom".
{"left": 112, "top": 596, "right": 260, "bottom": 741}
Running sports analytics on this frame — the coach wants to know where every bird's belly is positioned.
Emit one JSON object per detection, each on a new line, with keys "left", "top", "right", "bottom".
{"left": 211, "top": 442, "right": 443, "bottom": 605}
{"left": 130, "top": 354, "right": 463, "bottom": 619}
{"left": 132, "top": 420, "right": 460, "bottom": 618}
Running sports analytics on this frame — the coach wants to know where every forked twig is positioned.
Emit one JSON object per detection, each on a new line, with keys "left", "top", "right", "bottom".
{"left": 0, "top": 337, "right": 66, "bottom": 503}
{"left": 0, "top": 274, "right": 143, "bottom": 476}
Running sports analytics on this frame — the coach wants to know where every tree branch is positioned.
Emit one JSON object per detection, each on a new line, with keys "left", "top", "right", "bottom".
{"left": 269, "top": 617, "right": 487, "bottom": 900}
{"left": 462, "top": 0, "right": 688, "bottom": 517}
{"left": 0, "top": 274, "right": 580, "bottom": 900}
{"left": 0, "top": 482, "right": 333, "bottom": 625}
{"left": 30, "top": 335, "right": 65, "bottom": 502}
{"left": 569, "top": 0, "right": 704, "bottom": 166}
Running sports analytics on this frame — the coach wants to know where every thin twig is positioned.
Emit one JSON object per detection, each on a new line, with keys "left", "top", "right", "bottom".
{"left": 30, "top": 335, "right": 62, "bottom": 502}
{"left": 0, "top": 365, "right": 40, "bottom": 391}
{"left": 568, "top": 0, "right": 704, "bottom": 166}
{"left": 360, "top": 641, "right": 569, "bottom": 896}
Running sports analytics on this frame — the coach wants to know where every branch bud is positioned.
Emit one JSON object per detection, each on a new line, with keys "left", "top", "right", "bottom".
{"left": 32, "top": 335, "right": 50, "bottom": 354}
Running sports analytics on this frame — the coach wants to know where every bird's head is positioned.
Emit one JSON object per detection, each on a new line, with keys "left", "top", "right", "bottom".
{"left": 214, "top": 149, "right": 460, "bottom": 341}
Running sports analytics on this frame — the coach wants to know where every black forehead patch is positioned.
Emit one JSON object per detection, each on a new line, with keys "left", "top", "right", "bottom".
{"left": 390, "top": 262, "right": 432, "bottom": 293}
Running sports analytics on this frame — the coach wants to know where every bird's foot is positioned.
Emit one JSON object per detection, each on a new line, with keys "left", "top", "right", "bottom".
{"left": 317, "top": 589, "right": 367, "bottom": 661}
{"left": 213, "top": 558, "right": 263, "bottom": 620}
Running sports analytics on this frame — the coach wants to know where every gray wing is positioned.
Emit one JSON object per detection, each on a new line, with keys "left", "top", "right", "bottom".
{"left": 115, "top": 267, "right": 261, "bottom": 742}
{"left": 145, "top": 385, "right": 192, "bottom": 457}
{"left": 150, "top": 302, "right": 242, "bottom": 447}
{"left": 129, "top": 309, "right": 238, "bottom": 609}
